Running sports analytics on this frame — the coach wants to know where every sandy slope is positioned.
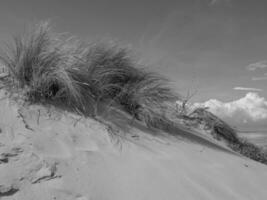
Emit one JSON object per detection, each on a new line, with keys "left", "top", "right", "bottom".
{"left": 0, "top": 90, "right": 267, "bottom": 200}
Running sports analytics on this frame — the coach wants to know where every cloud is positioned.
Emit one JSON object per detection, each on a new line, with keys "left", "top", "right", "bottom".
{"left": 233, "top": 87, "right": 262, "bottom": 91}
{"left": 247, "top": 60, "right": 267, "bottom": 71}
{"left": 194, "top": 93, "right": 267, "bottom": 128}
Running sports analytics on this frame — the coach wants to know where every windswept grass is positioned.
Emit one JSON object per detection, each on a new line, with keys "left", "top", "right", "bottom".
{"left": 0, "top": 22, "right": 83, "bottom": 111}
{"left": 0, "top": 21, "right": 180, "bottom": 124}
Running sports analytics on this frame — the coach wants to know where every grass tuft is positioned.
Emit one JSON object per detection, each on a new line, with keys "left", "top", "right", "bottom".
{"left": 0, "top": 21, "right": 180, "bottom": 122}
{"left": 0, "top": 21, "right": 83, "bottom": 111}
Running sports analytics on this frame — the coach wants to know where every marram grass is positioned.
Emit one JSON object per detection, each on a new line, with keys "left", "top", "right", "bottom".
{"left": 1, "top": 21, "right": 266, "bottom": 165}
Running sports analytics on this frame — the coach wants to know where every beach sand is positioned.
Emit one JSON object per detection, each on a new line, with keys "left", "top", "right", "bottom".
{"left": 1, "top": 90, "right": 267, "bottom": 200}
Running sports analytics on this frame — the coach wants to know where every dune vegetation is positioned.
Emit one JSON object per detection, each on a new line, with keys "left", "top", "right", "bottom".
{"left": 0, "top": 21, "right": 266, "bottom": 164}
{"left": 0, "top": 22, "right": 178, "bottom": 125}
{"left": 184, "top": 107, "right": 267, "bottom": 164}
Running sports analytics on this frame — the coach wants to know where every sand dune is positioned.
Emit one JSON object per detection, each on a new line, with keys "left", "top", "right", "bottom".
{"left": 1, "top": 90, "right": 267, "bottom": 200}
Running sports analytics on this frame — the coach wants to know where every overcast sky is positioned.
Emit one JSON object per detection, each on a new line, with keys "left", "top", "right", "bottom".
{"left": 0, "top": 0, "right": 267, "bottom": 105}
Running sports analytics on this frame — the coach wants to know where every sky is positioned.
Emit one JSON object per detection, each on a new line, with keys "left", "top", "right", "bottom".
{"left": 0, "top": 0, "right": 267, "bottom": 129}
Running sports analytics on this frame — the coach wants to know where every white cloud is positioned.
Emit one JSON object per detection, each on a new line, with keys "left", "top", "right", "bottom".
{"left": 247, "top": 60, "right": 267, "bottom": 71}
{"left": 233, "top": 87, "right": 262, "bottom": 91}
{"left": 194, "top": 93, "right": 267, "bottom": 128}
